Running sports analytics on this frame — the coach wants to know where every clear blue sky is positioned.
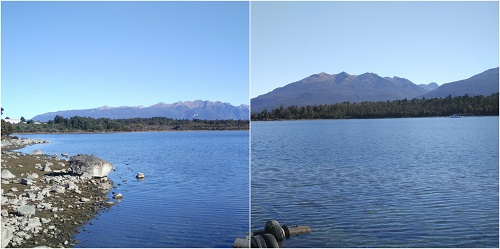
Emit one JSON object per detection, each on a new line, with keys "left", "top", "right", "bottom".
{"left": 1, "top": 1, "right": 249, "bottom": 120}
{"left": 251, "top": 1, "right": 499, "bottom": 98}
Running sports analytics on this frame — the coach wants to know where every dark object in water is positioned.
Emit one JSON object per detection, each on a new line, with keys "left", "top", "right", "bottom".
{"left": 233, "top": 220, "right": 312, "bottom": 248}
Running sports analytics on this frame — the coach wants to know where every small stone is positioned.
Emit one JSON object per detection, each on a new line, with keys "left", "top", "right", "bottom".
{"left": 113, "top": 193, "right": 123, "bottom": 199}
{"left": 16, "top": 205, "right": 36, "bottom": 216}
{"left": 66, "top": 182, "right": 77, "bottom": 190}
{"left": 1, "top": 169, "right": 15, "bottom": 179}
{"left": 136, "top": 172, "right": 145, "bottom": 179}
{"left": 31, "top": 150, "right": 43, "bottom": 155}
{"left": 1, "top": 226, "right": 14, "bottom": 247}
{"left": 50, "top": 186, "right": 65, "bottom": 194}
{"left": 20, "top": 178, "right": 33, "bottom": 185}
{"left": 27, "top": 173, "right": 39, "bottom": 179}
{"left": 42, "top": 165, "right": 51, "bottom": 172}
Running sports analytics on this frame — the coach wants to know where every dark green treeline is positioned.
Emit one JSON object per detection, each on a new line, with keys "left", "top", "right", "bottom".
{"left": 251, "top": 93, "right": 499, "bottom": 121}
{"left": 11, "top": 116, "right": 249, "bottom": 134}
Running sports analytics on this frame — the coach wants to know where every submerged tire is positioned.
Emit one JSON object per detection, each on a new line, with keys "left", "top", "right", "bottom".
{"left": 262, "top": 233, "right": 280, "bottom": 248}
{"left": 264, "top": 220, "right": 285, "bottom": 242}
{"left": 251, "top": 235, "right": 267, "bottom": 248}
{"left": 282, "top": 225, "right": 290, "bottom": 239}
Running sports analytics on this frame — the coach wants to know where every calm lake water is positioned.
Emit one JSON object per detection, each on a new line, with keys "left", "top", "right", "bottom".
{"left": 251, "top": 117, "right": 498, "bottom": 248}
{"left": 16, "top": 131, "right": 249, "bottom": 248}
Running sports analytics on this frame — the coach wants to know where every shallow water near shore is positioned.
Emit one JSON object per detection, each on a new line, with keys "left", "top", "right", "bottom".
{"left": 252, "top": 116, "right": 498, "bottom": 247}
{"left": 15, "top": 131, "right": 249, "bottom": 247}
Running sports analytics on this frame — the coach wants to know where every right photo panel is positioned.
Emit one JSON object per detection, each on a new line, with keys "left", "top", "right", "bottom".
{"left": 250, "top": 1, "right": 499, "bottom": 248}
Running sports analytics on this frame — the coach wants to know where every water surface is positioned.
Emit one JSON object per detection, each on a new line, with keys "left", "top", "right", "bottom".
{"left": 17, "top": 131, "right": 249, "bottom": 248}
{"left": 251, "top": 117, "right": 498, "bottom": 247}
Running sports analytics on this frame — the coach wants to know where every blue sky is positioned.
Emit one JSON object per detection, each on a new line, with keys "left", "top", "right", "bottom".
{"left": 251, "top": 1, "right": 499, "bottom": 98}
{"left": 2, "top": 1, "right": 249, "bottom": 119}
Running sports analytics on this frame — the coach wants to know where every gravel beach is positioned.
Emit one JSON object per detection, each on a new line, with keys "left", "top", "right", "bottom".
{"left": 1, "top": 136, "right": 116, "bottom": 248}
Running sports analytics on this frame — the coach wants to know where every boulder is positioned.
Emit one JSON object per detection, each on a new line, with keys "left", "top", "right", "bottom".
{"left": 1, "top": 170, "right": 15, "bottom": 179}
{"left": 69, "top": 154, "right": 114, "bottom": 178}
{"left": 136, "top": 172, "right": 145, "bottom": 179}
{"left": 1, "top": 225, "right": 13, "bottom": 247}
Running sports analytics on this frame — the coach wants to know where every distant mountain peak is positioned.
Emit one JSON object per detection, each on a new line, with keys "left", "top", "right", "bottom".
{"left": 32, "top": 100, "right": 249, "bottom": 121}
{"left": 423, "top": 67, "right": 499, "bottom": 98}
{"left": 251, "top": 70, "right": 429, "bottom": 113}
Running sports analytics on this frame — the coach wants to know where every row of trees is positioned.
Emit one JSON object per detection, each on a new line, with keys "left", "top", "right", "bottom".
{"left": 9, "top": 116, "right": 249, "bottom": 134}
{"left": 251, "top": 93, "right": 499, "bottom": 120}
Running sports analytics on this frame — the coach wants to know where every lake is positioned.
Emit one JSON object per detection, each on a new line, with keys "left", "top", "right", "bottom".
{"left": 15, "top": 131, "right": 249, "bottom": 248}
{"left": 251, "top": 117, "right": 498, "bottom": 247}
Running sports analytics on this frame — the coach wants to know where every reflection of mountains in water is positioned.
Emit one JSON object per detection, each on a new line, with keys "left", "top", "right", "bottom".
{"left": 32, "top": 100, "right": 250, "bottom": 121}
{"left": 251, "top": 67, "right": 499, "bottom": 112}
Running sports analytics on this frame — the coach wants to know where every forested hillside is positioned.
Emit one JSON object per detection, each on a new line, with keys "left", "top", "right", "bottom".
{"left": 251, "top": 93, "right": 499, "bottom": 120}
{"left": 9, "top": 116, "right": 249, "bottom": 134}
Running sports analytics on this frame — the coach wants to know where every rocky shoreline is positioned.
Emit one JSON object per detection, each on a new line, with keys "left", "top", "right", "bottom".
{"left": 1, "top": 136, "right": 116, "bottom": 248}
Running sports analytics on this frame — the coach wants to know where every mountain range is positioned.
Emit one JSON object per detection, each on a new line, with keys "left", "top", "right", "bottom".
{"left": 32, "top": 100, "right": 249, "bottom": 122}
{"left": 422, "top": 67, "right": 499, "bottom": 99}
{"left": 251, "top": 67, "right": 499, "bottom": 113}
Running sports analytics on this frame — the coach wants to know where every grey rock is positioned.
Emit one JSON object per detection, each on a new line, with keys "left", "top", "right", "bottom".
{"left": 20, "top": 178, "right": 33, "bottom": 185}
{"left": 23, "top": 217, "right": 42, "bottom": 231}
{"left": 66, "top": 181, "right": 77, "bottom": 190}
{"left": 99, "top": 182, "right": 113, "bottom": 193}
{"left": 16, "top": 205, "right": 36, "bottom": 216}
{"left": 31, "top": 150, "right": 43, "bottom": 155}
{"left": 26, "top": 173, "right": 39, "bottom": 179}
{"left": 50, "top": 186, "right": 65, "bottom": 194}
{"left": 136, "top": 172, "right": 145, "bottom": 179}
{"left": 1, "top": 226, "right": 13, "bottom": 247}
{"left": 69, "top": 154, "right": 114, "bottom": 178}
{"left": 1, "top": 169, "right": 15, "bottom": 179}
{"left": 8, "top": 198, "right": 20, "bottom": 205}
{"left": 42, "top": 165, "right": 51, "bottom": 172}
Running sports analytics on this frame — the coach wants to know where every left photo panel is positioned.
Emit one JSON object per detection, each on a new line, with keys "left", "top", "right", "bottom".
{"left": 1, "top": 1, "right": 249, "bottom": 248}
